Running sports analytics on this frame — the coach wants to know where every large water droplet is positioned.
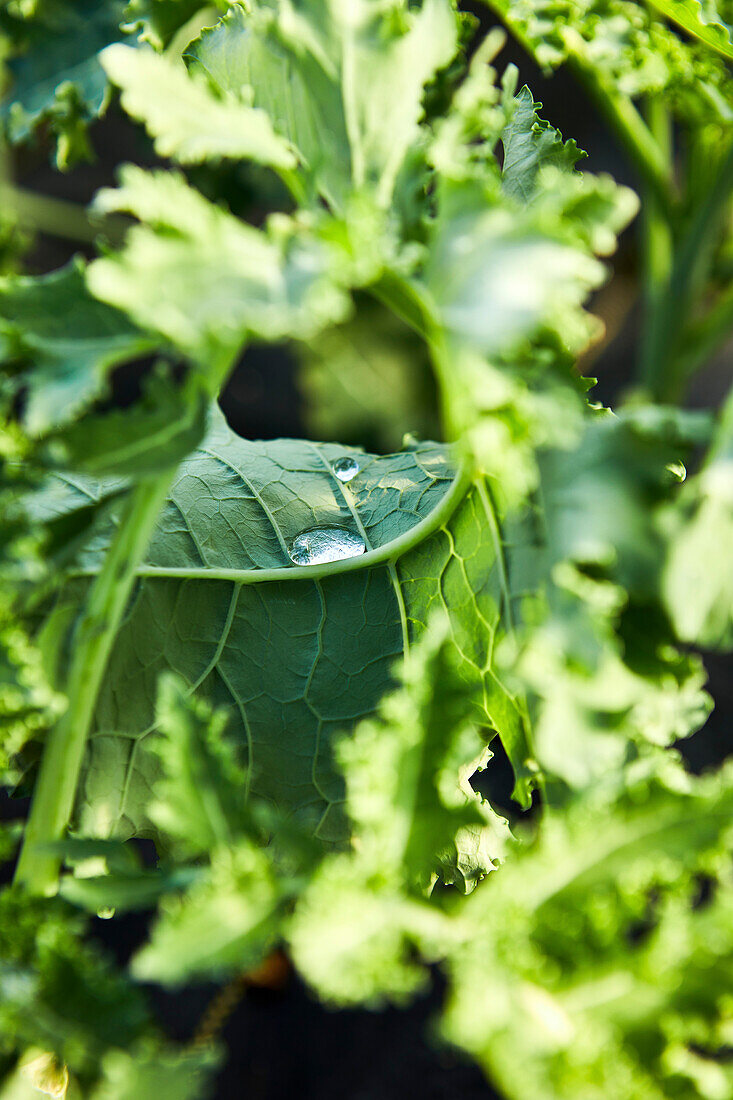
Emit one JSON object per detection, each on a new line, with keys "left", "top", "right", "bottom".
{"left": 96, "top": 906, "right": 115, "bottom": 920}
{"left": 289, "top": 527, "right": 366, "bottom": 566}
{"left": 332, "top": 455, "right": 360, "bottom": 483}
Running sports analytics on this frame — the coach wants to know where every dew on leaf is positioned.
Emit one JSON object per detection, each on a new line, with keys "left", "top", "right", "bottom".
{"left": 332, "top": 456, "right": 360, "bottom": 483}
{"left": 288, "top": 527, "right": 366, "bottom": 566}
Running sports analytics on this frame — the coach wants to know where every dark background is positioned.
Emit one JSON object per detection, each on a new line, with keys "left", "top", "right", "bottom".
{"left": 2, "top": 4, "right": 732, "bottom": 1097}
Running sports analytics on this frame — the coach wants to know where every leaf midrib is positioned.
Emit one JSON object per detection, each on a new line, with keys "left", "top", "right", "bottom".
{"left": 70, "top": 461, "right": 473, "bottom": 585}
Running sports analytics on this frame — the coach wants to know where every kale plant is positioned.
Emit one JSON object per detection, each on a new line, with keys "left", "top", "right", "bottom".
{"left": 0, "top": 1, "right": 731, "bottom": 1096}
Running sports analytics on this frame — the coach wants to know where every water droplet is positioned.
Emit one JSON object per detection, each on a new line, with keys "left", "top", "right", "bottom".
{"left": 96, "top": 906, "right": 115, "bottom": 920}
{"left": 289, "top": 527, "right": 366, "bottom": 566}
{"left": 332, "top": 456, "right": 360, "bottom": 483}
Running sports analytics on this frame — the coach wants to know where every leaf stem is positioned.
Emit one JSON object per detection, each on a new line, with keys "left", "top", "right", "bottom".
{"left": 638, "top": 96, "right": 674, "bottom": 390}
{"left": 675, "top": 283, "right": 733, "bottom": 380}
{"left": 15, "top": 471, "right": 175, "bottom": 896}
{"left": 0, "top": 184, "right": 129, "bottom": 245}
{"left": 70, "top": 458, "right": 474, "bottom": 586}
{"left": 640, "top": 136, "right": 733, "bottom": 401}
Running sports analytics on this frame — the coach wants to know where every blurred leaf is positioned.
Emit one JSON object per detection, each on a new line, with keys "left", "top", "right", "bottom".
{"left": 513, "top": 409, "right": 713, "bottom": 788}
{"left": 132, "top": 840, "right": 283, "bottom": 984}
{"left": 443, "top": 766, "right": 733, "bottom": 1100}
{"left": 88, "top": 167, "right": 350, "bottom": 366}
{"left": 53, "top": 837, "right": 198, "bottom": 914}
{"left": 335, "top": 617, "right": 511, "bottom": 890}
{"left": 0, "top": 0, "right": 126, "bottom": 167}
{"left": 0, "top": 891, "right": 149, "bottom": 1076}
{"left": 0, "top": 260, "right": 157, "bottom": 436}
{"left": 482, "top": 0, "right": 733, "bottom": 120}
{"left": 91, "top": 1042, "right": 220, "bottom": 1100}
{"left": 646, "top": 0, "right": 733, "bottom": 59}
{"left": 49, "top": 372, "right": 208, "bottom": 479}
{"left": 288, "top": 621, "right": 511, "bottom": 1005}
{"left": 149, "top": 674, "right": 249, "bottom": 858}
{"left": 0, "top": 427, "right": 65, "bottom": 784}
{"left": 123, "top": 0, "right": 216, "bottom": 50}
{"left": 663, "top": 386, "right": 733, "bottom": 649}
{"left": 101, "top": 43, "right": 296, "bottom": 168}
{"left": 189, "top": 0, "right": 459, "bottom": 207}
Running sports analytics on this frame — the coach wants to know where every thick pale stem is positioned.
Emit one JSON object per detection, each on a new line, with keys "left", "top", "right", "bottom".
{"left": 15, "top": 471, "right": 175, "bottom": 896}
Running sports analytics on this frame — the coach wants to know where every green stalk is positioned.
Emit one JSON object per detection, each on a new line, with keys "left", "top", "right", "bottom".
{"left": 675, "top": 283, "right": 733, "bottom": 380}
{"left": 15, "top": 471, "right": 175, "bottom": 896}
{"left": 0, "top": 183, "right": 129, "bottom": 246}
{"left": 640, "top": 137, "right": 733, "bottom": 401}
{"left": 638, "top": 96, "right": 674, "bottom": 393}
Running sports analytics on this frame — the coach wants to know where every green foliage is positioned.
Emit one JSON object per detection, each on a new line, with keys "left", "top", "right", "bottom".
{"left": 298, "top": 297, "right": 438, "bottom": 452}
{"left": 87, "top": 167, "right": 350, "bottom": 366}
{"left": 0, "top": 260, "right": 157, "bottom": 436}
{"left": 0, "top": 0, "right": 126, "bottom": 167}
{"left": 188, "top": 0, "right": 459, "bottom": 208}
{"left": 640, "top": 0, "right": 733, "bottom": 60}
{"left": 101, "top": 43, "right": 296, "bottom": 168}
{"left": 90, "top": 1043, "right": 220, "bottom": 1100}
{"left": 0, "top": 889, "right": 149, "bottom": 1077}
{"left": 0, "top": 0, "right": 731, "bottom": 1095}
{"left": 443, "top": 767, "right": 733, "bottom": 1098}
{"left": 483, "top": 0, "right": 733, "bottom": 116}
{"left": 663, "top": 388, "right": 733, "bottom": 649}
{"left": 123, "top": 0, "right": 222, "bottom": 50}
{"left": 35, "top": 408, "right": 532, "bottom": 841}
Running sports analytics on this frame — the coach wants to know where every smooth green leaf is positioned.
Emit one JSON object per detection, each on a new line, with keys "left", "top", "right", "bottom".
{"left": 35, "top": 408, "right": 533, "bottom": 842}
{"left": 101, "top": 43, "right": 296, "bottom": 168}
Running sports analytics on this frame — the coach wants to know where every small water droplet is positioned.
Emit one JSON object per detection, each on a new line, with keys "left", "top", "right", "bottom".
{"left": 332, "top": 456, "right": 360, "bottom": 483}
{"left": 96, "top": 906, "right": 115, "bottom": 920}
{"left": 289, "top": 527, "right": 366, "bottom": 566}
